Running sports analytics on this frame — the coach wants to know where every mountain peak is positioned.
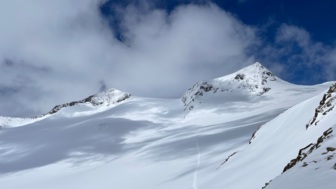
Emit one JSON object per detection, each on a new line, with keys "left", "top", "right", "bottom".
{"left": 181, "top": 62, "right": 278, "bottom": 111}
{"left": 216, "top": 62, "right": 275, "bottom": 83}
{"left": 252, "top": 61, "right": 264, "bottom": 68}
{"left": 243, "top": 61, "right": 264, "bottom": 70}
{"left": 244, "top": 62, "right": 269, "bottom": 73}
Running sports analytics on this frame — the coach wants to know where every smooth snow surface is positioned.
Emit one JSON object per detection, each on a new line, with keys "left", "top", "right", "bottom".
{"left": 192, "top": 141, "right": 201, "bottom": 189}
{"left": 0, "top": 63, "right": 335, "bottom": 189}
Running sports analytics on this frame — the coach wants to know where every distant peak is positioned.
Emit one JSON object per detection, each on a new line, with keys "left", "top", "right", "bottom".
{"left": 45, "top": 88, "right": 132, "bottom": 115}
{"left": 215, "top": 62, "right": 275, "bottom": 84}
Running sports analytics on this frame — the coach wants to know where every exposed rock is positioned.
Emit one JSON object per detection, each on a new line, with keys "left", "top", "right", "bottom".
{"left": 327, "top": 155, "right": 334, "bottom": 160}
{"left": 307, "top": 83, "right": 336, "bottom": 129}
{"left": 259, "top": 87, "right": 271, "bottom": 95}
{"left": 283, "top": 127, "right": 333, "bottom": 173}
{"left": 218, "top": 151, "right": 238, "bottom": 169}
{"left": 234, "top": 74, "right": 245, "bottom": 80}
{"left": 261, "top": 180, "right": 272, "bottom": 189}
{"left": 45, "top": 89, "right": 132, "bottom": 115}
{"left": 283, "top": 143, "right": 315, "bottom": 172}
{"left": 326, "top": 147, "right": 336, "bottom": 152}
{"left": 249, "top": 125, "right": 263, "bottom": 144}
{"left": 324, "top": 128, "right": 333, "bottom": 136}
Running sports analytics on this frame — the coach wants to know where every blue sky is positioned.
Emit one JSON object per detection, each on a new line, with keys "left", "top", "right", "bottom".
{"left": 102, "top": 0, "right": 336, "bottom": 44}
{"left": 216, "top": 0, "right": 336, "bottom": 44}
{"left": 0, "top": 0, "right": 336, "bottom": 116}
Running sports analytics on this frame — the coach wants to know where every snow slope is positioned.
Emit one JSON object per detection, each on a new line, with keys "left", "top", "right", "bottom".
{"left": 0, "top": 63, "right": 334, "bottom": 189}
{"left": 210, "top": 83, "right": 336, "bottom": 189}
{"left": 266, "top": 84, "right": 336, "bottom": 189}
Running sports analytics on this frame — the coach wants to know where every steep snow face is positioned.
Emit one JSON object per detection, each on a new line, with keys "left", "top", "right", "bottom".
{"left": 209, "top": 83, "right": 336, "bottom": 189}
{"left": 0, "top": 88, "right": 131, "bottom": 127}
{"left": 266, "top": 84, "right": 336, "bottom": 189}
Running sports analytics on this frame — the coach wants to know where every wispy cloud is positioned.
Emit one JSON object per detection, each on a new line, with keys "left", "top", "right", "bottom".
{"left": 257, "top": 24, "right": 336, "bottom": 83}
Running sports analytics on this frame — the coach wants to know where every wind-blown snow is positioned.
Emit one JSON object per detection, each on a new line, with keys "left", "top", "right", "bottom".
{"left": 0, "top": 62, "right": 334, "bottom": 189}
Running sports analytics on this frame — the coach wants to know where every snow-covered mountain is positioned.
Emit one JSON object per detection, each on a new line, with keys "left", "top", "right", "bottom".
{"left": 47, "top": 88, "right": 132, "bottom": 115}
{"left": 0, "top": 62, "right": 335, "bottom": 189}
{"left": 182, "top": 62, "right": 331, "bottom": 112}
{"left": 0, "top": 88, "right": 131, "bottom": 127}
{"left": 182, "top": 62, "right": 277, "bottom": 111}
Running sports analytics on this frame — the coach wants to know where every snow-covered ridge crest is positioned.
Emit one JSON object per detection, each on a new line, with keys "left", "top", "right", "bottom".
{"left": 47, "top": 88, "right": 132, "bottom": 115}
{"left": 181, "top": 62, "right": 277, "bottom": 110}
{"left": 0, "top": 88, "right": 131, "bottom": 127}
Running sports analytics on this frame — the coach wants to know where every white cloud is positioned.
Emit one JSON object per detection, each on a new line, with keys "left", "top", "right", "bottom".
{"left": 276, "top": 24, "right": 311, "bottom": 48}
{"left": 111, "top": 4, "right": 256, "bottom": 96}
{"left": 0, "top": 1, "right": 257, "bottom": 116}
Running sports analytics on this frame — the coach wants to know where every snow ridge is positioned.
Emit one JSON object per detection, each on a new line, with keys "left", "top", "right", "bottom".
{"left": 46, "top": 88, "right": 132, "bottom": 115}
{"left": 0, "top": 88, "right": 131, "bottom": 127}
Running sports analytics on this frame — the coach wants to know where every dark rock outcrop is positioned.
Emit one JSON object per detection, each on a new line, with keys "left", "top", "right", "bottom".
{"left": 261, "top": 180, "right": 273, "bottom": 189}
{"left": 307, "top": 83, "right": 336, "bottom": 129}
{"left": 283, "top": 127, "right": 333, "bottom": 173}
{"left": 218, "top": 151, "right": 238, "bottom": 169}
{"left": 326, "top": 147, "right": 336, "bottom": 152}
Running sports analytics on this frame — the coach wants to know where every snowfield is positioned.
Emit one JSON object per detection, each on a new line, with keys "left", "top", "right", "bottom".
{"left": 0, "top": 63, "right": 335, "bottom": 189}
